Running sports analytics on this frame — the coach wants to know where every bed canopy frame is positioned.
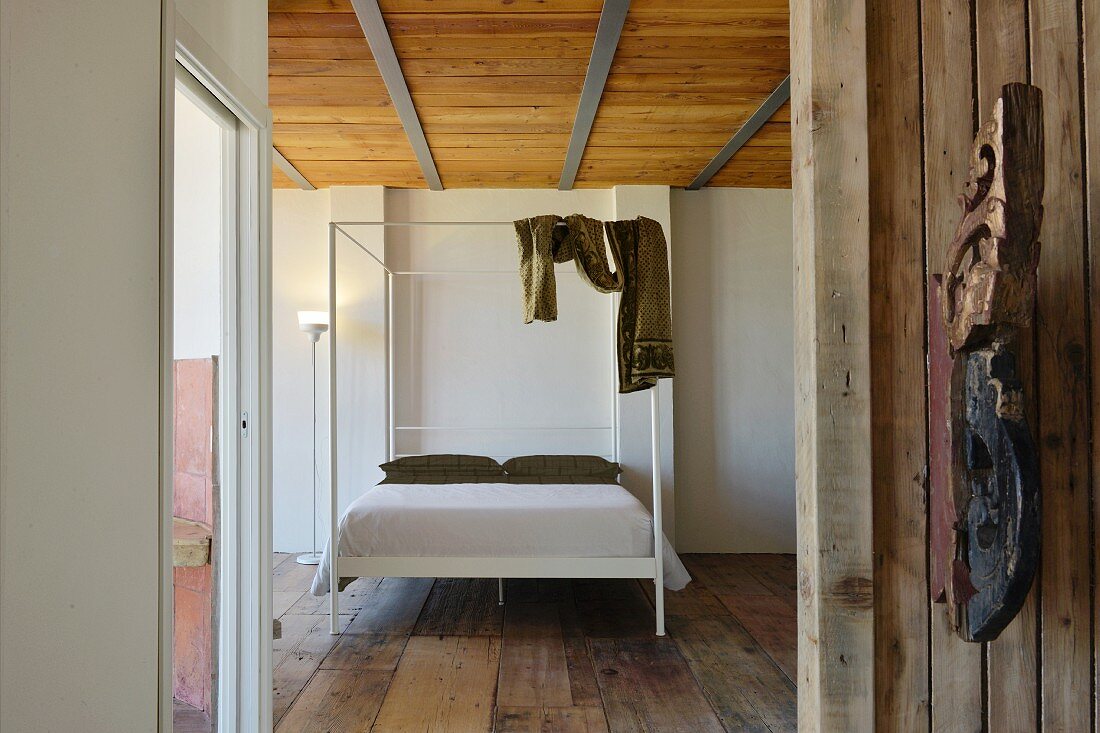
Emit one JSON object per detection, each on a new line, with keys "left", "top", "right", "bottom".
{"left": 326, "top": 220, "right": 666, "bottom": 636}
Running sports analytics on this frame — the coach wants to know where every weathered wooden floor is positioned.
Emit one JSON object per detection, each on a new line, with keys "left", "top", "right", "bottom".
{"left": 272, "top": 553, "right": 797, "bottom": 733}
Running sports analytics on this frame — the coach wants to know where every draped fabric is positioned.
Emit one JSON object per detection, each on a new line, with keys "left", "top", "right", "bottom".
{"left": 514, "top": 213, "right": 674, "bottom": 393}
{"left": 604, "top": 217, "right": 675, "bottom": 393}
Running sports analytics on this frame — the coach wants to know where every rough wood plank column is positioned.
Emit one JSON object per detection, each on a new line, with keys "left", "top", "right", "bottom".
{"left": 973, "top": 4, "right": 1041, "bottom": 730}
{"left": 867, "top": 0, "right": 930, "bottom": 729}
{"left": 920, "top": 1, "right": 984, "bottom": 729}
{"left": 1030, "top": 0, "right": 1091, "bottom": 729}
{"left": 790, "top": 0, "right": 874, "bottom": 729}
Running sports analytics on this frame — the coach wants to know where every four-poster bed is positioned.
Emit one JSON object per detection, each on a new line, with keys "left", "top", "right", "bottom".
{"left": 314, "top": 219, "right": 680, "bottom": 637}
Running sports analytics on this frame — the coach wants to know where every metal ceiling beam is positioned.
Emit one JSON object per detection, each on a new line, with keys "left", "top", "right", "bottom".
{"left": 273, "top": 147, "right": 316, "bottom": 191}
{"left": 686, "top": 75, "right": 791, "bottom": 190}
{"left": 558, "top": 0, "right": 631, "bottom": 191}
{"left": 350, "top": 0, "right": 443, "bottom": 191}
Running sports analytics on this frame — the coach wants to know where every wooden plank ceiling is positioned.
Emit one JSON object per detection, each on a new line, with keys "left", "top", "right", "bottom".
{"left": 269, "top": 0, "right": 790, "bottom": 189}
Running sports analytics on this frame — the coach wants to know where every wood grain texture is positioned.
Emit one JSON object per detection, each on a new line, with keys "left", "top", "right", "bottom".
{"left": 668, "top": 612, "right": 797, "bottom": 732}
{"left": 867, "top": 0, "right": 931, "bottom": 729}
{"left": 1029, "top": 0, "right": 1091, "bottom": 729}
{"left": 497, "top": 603, "right": 573, "bottom": 708}
{"left": 268, "top": 1, "right": 792, "bottom": 189}
{"left": 495, "top": 706, "right": 609, "bottom": 733}
{"left": 791, "top": 0, "right": 875, "bottom": 730}
{"left": 1087, "top": 0, "right": 1100, "bottom": 726}
{"left": 589, "top": 637, "right": 725, "bottom": 733}
{"left": 717, "top": 593, "right": 797, "bottom": 683}
{"left": 413, "top": 577, "right": 505, "bottom": 636}
{"left": 920, "top": 0, "right": 983, "bottom": 729}
{"left": 274, "top": 670, "right": 390, "bottom": 733}
{"left": 973, "top": 4, "right": 1041, "bottom": 731}
{"left": 272, "top": 556, "right": 798, "bottom": 732}
{"left": 371, "top": 636, "right": 502, "bottom": 732}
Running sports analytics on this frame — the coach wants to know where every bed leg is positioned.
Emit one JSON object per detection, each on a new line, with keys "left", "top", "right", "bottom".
{"left": 498, "top": 578, "right": 505, "bottom": 606}
{"left": 655, "top": 579, "right": 666, "bottom": 636}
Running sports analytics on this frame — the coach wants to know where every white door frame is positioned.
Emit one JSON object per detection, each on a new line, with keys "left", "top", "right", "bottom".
{"left": 159, "top": 8, "right": 273, "bottom": 732}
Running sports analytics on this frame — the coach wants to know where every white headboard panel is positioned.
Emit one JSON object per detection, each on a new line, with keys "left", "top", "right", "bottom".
{"left": 392, "top": 262, "right": 616, "bottom": 462}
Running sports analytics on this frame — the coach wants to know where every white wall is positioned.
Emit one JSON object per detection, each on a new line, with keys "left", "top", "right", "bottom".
{"left": 0, "top": 1, "right": 161, "bottom": 730}
{"left": 176, "top": 0, "right": 268, "bottom": 105}
{"left": 0, "top": 1, "right": 268, "bottom": 728}
{"left": 174, "top": 87, "right": 224, "bottom": 360}
{"left": 671, "top": 188, "right": 796, "bottom": 552}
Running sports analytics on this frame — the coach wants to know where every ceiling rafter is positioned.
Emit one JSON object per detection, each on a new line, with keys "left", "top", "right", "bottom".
{"left": 558, "top": 0, "right": 631, "bottom": 191}
{"left": 686, "top": 75, "right": 790, "bottom": 190}
{"left": 273, "top": 146, "right": 317, "bottom": 190}
{"left": 349, "top": 0, "right": 443, "bottom": 190}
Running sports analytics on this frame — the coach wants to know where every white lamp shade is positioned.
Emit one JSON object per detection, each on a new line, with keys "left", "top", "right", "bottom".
{"left": 298, "top": 310, "right": 329, "bottom": 341}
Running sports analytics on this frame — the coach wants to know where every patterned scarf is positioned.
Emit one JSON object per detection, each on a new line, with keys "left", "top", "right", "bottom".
{"left": 514, "top": 214, "right": 674, "bottom": 393}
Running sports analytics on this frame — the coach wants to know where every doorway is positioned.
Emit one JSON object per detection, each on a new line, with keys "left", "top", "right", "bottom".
{"left": 165, "top": 53, "right": 270, "bottom": 732}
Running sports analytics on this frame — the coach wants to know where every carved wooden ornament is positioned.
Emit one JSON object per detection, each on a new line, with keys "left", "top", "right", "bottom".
{"left": 931, "top": 83, "right": 1043, "bottom": 643}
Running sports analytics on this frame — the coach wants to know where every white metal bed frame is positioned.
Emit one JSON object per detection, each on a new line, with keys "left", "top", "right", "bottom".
{"left": 325, "top": 220, "right": 666, "bottom": 636}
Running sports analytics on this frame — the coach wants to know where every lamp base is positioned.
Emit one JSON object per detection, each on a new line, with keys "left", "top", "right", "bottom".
{"left": 296, "top": 552, "right": 323, "bottom": 566}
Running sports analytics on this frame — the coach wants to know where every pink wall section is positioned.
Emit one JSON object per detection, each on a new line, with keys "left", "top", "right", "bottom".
{"left": 172, "top": 358, "right": 217, "bottom": 713}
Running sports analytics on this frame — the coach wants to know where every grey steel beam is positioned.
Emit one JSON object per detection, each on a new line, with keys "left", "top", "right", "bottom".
{"left": 350, "top": 0, "right": 443, "bottom": 191}
{"left": 273, "top": 147, "right": 317, "bottom": 191}
{"left": 686, "top": 75, "right": 790, "bottom": 190}
{"left": 558, "top": 0, "right": 631, "bottom": 191}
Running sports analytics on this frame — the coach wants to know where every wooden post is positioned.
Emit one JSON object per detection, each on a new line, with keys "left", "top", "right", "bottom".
{"left": 791, "top": 0, "right": 874, "bottom": 729}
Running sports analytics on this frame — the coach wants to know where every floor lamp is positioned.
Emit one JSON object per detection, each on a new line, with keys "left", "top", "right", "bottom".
{"left": 296, "top": 310, "right": 329, "bottom": 565}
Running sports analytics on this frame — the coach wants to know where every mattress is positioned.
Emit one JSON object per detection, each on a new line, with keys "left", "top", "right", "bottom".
{"left": 310, "top": 482, "right": 691, "bottom": 594}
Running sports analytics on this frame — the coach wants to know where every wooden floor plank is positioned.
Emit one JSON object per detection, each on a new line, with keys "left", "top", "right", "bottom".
{"left": 589, "top": 637, "right": 725, "bottom": 733}
{"left": 640, "top": 578, "right": 727, "bottom": 617}
{"left": 496, "top": 706, "right": 610, "bottom": 733}
{"left": 273, "top": 614, "right": 353, "bottom": 725}
{"left": 738, "top": 554, "right": 797, "bottom": 607}
{"left": 321, "top": 633, "right": 408, "bottom": 672}
{"left": 573, "top": 580, "right": 655, "bottom": 639}
{"left": 274, "top": 669, "right": 390, "bottom": 733}
{"left": 286, "top": 576, "right": 381, "bottom": 615}
{"left": 371, "top": 636, "right": 502, "bottom": 732}
{"left": 716, "top": 593, "right": 797, "bottom": 683}
{"left": 498, "top": 603, "right": 573, "bottom": 707}
{"left": 273, "top": 559, "right": 319, "bottom": 593}
{"left": 668, "top": 613, "right": 797, "bottom": 733}
{"left": 557, "top": 598, "right": 604, "bottom": 708}
{"left": 343, "top": 577, "right": 433, "bottom": 635}
{"left": 413, "top": 577, "right": 504, "bottom": 636}
{"left": 680, "top": 554, "right": 771, "bottom": 596}
{"left": 274, "top": 591, "right": 306, "bottom": 619}
{"left": 269, "top": 554, "right": 799, "bottom": 731}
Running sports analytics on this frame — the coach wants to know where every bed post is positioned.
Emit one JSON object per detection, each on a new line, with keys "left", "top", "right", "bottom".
{"left": 651, "top": 382, "right": 665, "bottom": 636}
{"left": 328, "top": 223, "right": 340, "bottom": 634}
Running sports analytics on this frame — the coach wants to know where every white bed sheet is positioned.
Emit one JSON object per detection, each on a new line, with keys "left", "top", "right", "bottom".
{"left": 310, "top": 482, "right": 691, "bottom": 594}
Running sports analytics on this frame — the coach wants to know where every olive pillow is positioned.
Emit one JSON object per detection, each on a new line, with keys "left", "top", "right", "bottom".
{"left": 503, "top": 454, "right": 621, "bottom": 480}
{"left": 379, "top": 454, "right": 505, "bottom": 484}
{"left": 380, "top": 454, "right": 504, "bottom": 475}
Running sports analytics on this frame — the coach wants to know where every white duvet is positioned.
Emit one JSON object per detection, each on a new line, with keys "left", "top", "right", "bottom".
{"left": 310, "top": 482, "right": 691, "bottom": 594}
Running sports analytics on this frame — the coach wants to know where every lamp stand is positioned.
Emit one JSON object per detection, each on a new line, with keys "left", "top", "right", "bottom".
{"left": 297, "top": 337, "right": 323, "bottom": 565}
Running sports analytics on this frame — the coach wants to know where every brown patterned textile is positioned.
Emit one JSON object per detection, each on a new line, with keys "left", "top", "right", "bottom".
{"left": 503, "top": 454, "right": 621, "bottom": 479}
{"left": 604, "top": 217, "right": 675, "bottom": 393}
{"left": 379, "top": 472, "right": 509, "bottom": 485}
{"left": 377, "top": 472, "right": 619, "bottom": 486}
{"left": 513, "top": 214, "right": 674, "bottom": 393}
{"left": 379, "top": 454, "right": 504, "bottom": 475}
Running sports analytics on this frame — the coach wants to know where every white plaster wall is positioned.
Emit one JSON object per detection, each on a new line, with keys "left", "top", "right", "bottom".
{"left": 174, "top": 88, "right": 224, "bottom": 360}
{"left": 0, "top": 0, "right": 161, "bottom": 729}
{"left": 273, "top": 188, "right": 333, "bottom": 552}
{"left": 670, "top": 188, "right": 796, "bottom": 552}
{"left": 175, "top": 0, "right": 268, "bottom": 104}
